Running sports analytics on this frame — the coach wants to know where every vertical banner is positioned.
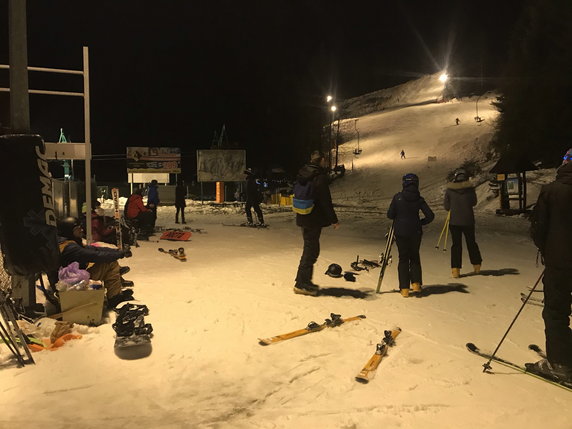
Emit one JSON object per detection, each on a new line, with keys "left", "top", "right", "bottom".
{"left": 0, "top": 135, "right": 60, "bottom": 276}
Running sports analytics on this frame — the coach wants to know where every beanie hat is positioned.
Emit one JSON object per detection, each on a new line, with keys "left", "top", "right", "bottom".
{"left": 562, "top": 148, "right": 572, "bottom": 165}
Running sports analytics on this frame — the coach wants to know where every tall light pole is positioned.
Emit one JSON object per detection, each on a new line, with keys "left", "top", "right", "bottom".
{"left": 9, "top": 0, "right": 30, "bottom": 132}
{"left": 325, "top": 95, "right": 334, "bottom": 169}
{"left": 330, "top": 105, "right": 338, "bottom": 169}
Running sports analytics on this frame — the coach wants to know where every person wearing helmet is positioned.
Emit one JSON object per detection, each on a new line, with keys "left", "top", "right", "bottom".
{"left": 57, "top": 217, "right": 134, "bottom": 309}
{"left": 293, "top": 150, "right": 340, "bottom": 296}
{"left": 526, "top": 148, "right": 572, "bottom": 383}
{"left": 244, "top": 169, "right": 264, "bottom": 226}
{"left": 388, "top": 173, "right": 434, "bottom": 297}
{"left": 444, "top": 168, "right": 482, "bottom": 278}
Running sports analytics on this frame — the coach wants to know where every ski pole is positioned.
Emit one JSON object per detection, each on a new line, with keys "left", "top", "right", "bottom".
{"left": 443, "top": 213, "right": 450, "bottom": 252}
{"left": 435, "top": 211, "right": 450, "bottom": 250}
{"left": 483, "top": 269, "right": 545, "bottom": 372}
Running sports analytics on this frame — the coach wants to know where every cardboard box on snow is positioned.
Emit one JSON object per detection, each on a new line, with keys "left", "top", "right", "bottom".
{"left": 59, "top": 289, "right": 105, "bottom": 325}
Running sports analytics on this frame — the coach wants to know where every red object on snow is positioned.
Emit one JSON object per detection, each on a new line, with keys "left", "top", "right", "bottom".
{"left": 160, "top": 230, "right": 192, "bottom": 241}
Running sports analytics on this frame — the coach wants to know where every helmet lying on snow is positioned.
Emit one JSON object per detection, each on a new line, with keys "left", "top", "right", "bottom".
{"left": 325, "top": 263, "right": 343, "bottom": 278}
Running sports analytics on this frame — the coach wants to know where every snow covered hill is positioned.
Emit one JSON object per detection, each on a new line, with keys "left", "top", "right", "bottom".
{"left": 0, "top": 83, "right": 568, "bottom": 429}
{"left": 332, "top": 91, "right": 499, "bottom": 211}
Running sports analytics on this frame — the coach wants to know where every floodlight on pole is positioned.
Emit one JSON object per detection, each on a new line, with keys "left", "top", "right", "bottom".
{"left": 330, "top": 105, "right": 337, "bottom": 112}
{"left": 439, "top": 73, "right": 449, "bottom": 83}
{"left": 326, "top": 95, "right": 333, "bottom": 103}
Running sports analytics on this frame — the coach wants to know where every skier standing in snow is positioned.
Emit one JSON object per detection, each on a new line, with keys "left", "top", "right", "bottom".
{"left": 57, "top": 217, "right": 135, "bottom": 308}
{"left": 387, "top": 173, "right": 434, "bottom": 297}
{"left": 293, "top": 151, "right": 339, "bottom": 296}
{"left": 147, "top": 179, "right": 160, "bottom": 228}
{"left": 444, "top": 168, "right": 482, "bottom": 278}
{"left": 175, "top": 179, "right": 186, "bottom": 224}
{"left": 400, "top": 149, "right": 406, "bottom": 159}
{"left": 244, "top": 169, "right": 264, "bottom": 226}
{"left": 527, "top": 148, "right": 572, "bottom": 383}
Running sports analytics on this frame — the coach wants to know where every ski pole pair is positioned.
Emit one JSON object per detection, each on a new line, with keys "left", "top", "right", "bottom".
{"left": 435, "top": 211, "right": 451, "bottom": 251}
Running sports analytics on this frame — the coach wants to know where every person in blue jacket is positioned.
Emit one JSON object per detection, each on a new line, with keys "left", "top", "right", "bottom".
{"left": 388, "top": 173, "right": 434, "bottom": 297}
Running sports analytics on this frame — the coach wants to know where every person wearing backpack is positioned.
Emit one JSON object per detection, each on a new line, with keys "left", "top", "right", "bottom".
{"left": 387, "top": 173, "right": 434, "bottom": 297}
{"left": 526, "top": 148, "right": 572, "bottom": 383}
{"left": 293, "top": 151, "right": 339, "bottom": 296}
{"left": 444, "top": 168, "right": 482, "bottom": 278}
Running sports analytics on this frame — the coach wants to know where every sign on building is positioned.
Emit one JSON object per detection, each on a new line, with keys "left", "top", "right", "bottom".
{"left": 196, "top": 150, "right": 246, "bottom": 182}
{"left": 126, "top": 147, "right": 181, "bottom": 173}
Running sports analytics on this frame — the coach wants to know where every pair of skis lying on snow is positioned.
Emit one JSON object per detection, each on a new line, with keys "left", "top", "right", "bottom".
{"left": 258, "top": 314, "right": 572, "bottom": 390}
{"left": 258, "top": 313, "right": 401, "bottom": 383}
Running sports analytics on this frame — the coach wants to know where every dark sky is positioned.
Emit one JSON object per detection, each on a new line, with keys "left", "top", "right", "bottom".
{"left": 0, "top": 0, "right": 524, "bottom": 180}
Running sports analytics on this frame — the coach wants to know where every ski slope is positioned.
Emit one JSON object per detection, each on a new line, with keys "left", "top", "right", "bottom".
{"left": 0, "top": 94, "right": 569, "bottom": 429}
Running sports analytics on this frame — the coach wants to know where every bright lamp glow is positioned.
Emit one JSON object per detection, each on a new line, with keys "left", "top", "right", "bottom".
{"left": 439, "top": 73, "right": 449, "bottom": 83}
{"left": 330, "top": 105, "right": 337, "bottom": 112}
{"left": 326, "top": 95, "right": 333, "bottom": 102}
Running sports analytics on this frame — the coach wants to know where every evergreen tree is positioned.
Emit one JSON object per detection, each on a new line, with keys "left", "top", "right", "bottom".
{"left": 494, "top": 0, "right": 572, "bottom": 166}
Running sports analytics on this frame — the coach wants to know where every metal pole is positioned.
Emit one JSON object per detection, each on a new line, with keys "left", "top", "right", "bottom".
{"left": 334, "top": 117, "right": 340, "bottom": 167}
{"left": 83, "top": 47, "right": 93, "bottom": 244}
{"left": 328, "top": 120, "right": 332, "bottom": 169}
{"left": 8, "top": 0, "right": 30, "bottom": 132}
{"left": 483, "top": 270, "right": 545, "bottom": 372}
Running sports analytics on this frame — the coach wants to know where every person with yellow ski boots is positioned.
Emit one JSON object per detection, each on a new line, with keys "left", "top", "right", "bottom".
{"left": 388, "top": 173, "right": 434, "bottom": 297}
{"left": 444, "top": 168, "right": 482, "bottom": 278}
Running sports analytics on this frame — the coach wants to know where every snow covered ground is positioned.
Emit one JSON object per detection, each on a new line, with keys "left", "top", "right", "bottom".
{"left": 0, "top": 94, "right": 570, "bottom": 429}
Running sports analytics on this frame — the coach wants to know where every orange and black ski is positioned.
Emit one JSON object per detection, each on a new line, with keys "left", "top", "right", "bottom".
{"left": 355, "top": 328, "right": 401, "bottom": 383}
{"left": 258, "top": 313, "right": 366, "bottom": 346}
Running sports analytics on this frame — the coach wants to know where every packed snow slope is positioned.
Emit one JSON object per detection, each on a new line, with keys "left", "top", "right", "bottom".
{"left": 0, "top": 95, "right": 569, "bottom": 429}
{"left": 332, "top": 92, "right": 498, "bottom": 210}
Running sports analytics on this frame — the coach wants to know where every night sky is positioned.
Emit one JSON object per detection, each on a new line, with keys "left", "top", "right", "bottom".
{"left": 0, "top": 0, "right": 524, "bottom": 180}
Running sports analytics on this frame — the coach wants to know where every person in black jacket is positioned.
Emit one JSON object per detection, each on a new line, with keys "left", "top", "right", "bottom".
{"left": 294, "top": 151, "right": 339, "bottom": 296}
{"left": 388, "top": 173, "right": 434, "bottom": 297}
{"left": 244, "top": 169, "right": 264, "bottom": 226}
{"left": 57, "top": 217, "right": 134, "bottom": 308}
{"left": 444, "top": 168, "right": 482, "bottom": 278}
{"left": 175, "top": 179, "right": 187, "bottom": 224}
{"left": 527, "top": 149, "right": 572, "bottom": 383}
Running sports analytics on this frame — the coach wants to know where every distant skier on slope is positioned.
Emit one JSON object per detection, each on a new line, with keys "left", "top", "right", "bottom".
{"left": 400, "top": 149, "right": 406, "bottom": 159}
{"left": 444, "top": 168, "right": 482, "bottom": 278}
{"left": 387, "top": 173, "right": 434, "bottom": 297}
{"left": 527, "top": 148, "right": 572, "bottom": 383}
{"left": 293, "top": 151, "right": 339, "bottom": 296}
